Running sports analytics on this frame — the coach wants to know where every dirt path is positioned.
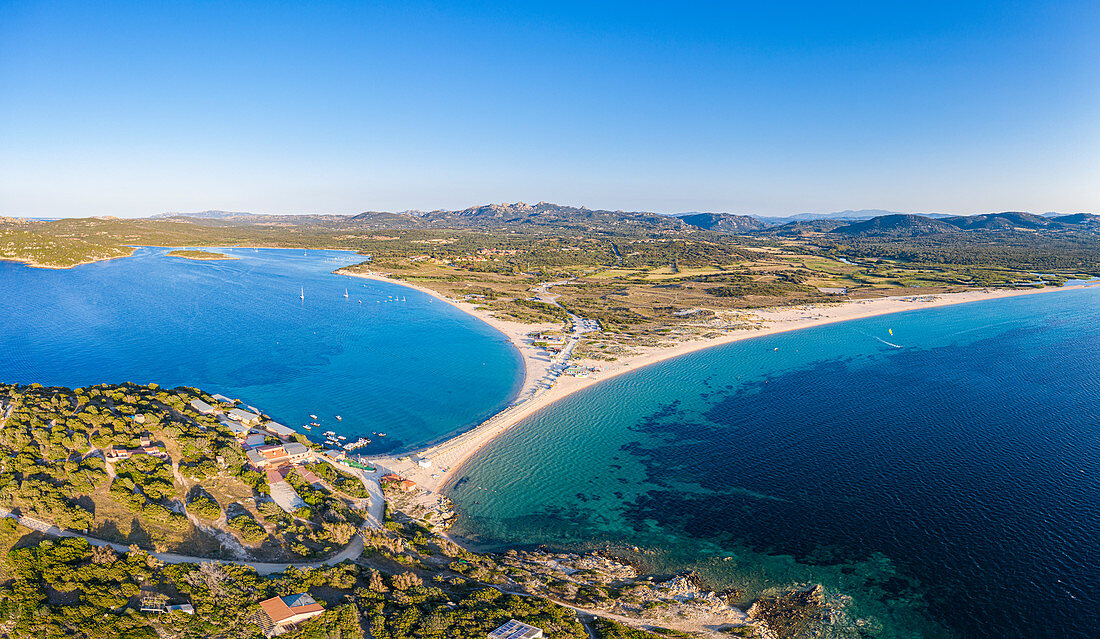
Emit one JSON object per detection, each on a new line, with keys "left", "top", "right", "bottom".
{"left": 499, "top": 586, "right": 748, "bottom": 638}
{"left": 314, "top": 455, "right": 384, "bottom": 529}
{"left": 0, "top": 506, "right": 365, "bottom": 575}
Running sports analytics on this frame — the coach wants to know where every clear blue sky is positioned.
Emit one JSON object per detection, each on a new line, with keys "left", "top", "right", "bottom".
{"left": 1, "top": 1, "right": 1097, "bottom": 218}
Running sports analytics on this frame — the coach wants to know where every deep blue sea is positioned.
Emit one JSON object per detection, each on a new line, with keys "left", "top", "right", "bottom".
{"left": 4, "top": 249, "right": 1098, "bottom": 637}
{"left": 448, "top": 286, "right": 1100, "bottom": 639}
{"left": 0, "top": 247, "right": 522, "bottom": 452}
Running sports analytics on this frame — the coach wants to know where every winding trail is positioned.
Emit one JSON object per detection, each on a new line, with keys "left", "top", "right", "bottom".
{"left": 314, "top": 454, "right": 385, "bottom": 530}
{"left": 0, "top": 452, "right": 384, "bottom": 575}
{"left": 0, "top": 505, "right": 366, "bottom": 574}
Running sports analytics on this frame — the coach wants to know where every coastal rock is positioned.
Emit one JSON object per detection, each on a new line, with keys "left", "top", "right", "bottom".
{"left": 747, "top": 584, "right": 863, "bottom": 639}
{"left": 505, "top": 548, "right": 639, "bottom": 584}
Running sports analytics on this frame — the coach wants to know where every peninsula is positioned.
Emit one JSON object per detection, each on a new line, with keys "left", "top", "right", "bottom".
{"left": 2, "top": 205, "right": 1098, "bottom": 639}
{"left": 0, "top": 382, "right": 777, "bottom": 638}
{"left": 167, "top": 249, "right": 237, "bottom": 260}
{"left": 363, "top": 274, "right": 1100, "bottom": 495}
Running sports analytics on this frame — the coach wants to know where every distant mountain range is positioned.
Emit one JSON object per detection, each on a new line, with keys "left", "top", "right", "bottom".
{"left": 753, "top": 209, "right": 911, "bottom": 224}
{"left": 152, "top": 210, "right": 259, "bottom": 219}
{"left": 351, "top": 201, "right": 702, "bottom": 232}
{"left": 673, "top": 212, "right": 769, "bottom": 232}
{"left": 150, "top": 203, "right": 1097, "bottom": 237}
{"left": 157, "top": 202, "right": 768, "bottom": 233}
{"left": 826, "top": 212, "right": 1100, "bottom": 237}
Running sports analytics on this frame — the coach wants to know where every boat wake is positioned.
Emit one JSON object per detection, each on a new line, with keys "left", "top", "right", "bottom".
{"left": 855, "top": 328, "right": 903, "bottom": 349}
{"left": 872, "top": 335, "right": 903, "bottom": 349}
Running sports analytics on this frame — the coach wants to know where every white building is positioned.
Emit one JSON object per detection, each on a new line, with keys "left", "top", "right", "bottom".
{"left": 219, "top": 417, "right": 252, "bottom": 438}
{"left": 245, "top": 442, "right": 312, "bottom": 468}
{"left": 190, "top": 398, "right": 216, "bottom": 414}
{"left": 227, "top": 408, "right": 261, "bottom": 425}
{"left": 263, "top": 421, "right": 295, "bottom": 440}
{"left": 489, "top": 620, "right": 543, "bottom": 639}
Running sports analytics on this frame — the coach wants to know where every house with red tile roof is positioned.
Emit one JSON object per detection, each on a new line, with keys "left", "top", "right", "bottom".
{"left": 254, "top": 592, "right": 324, "bottom": 636}
{"left": 381, "top": 473, "right": 417, "bottom": 492}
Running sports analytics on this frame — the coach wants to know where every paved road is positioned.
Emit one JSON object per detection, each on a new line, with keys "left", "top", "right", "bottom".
{"left": 314, "top": 455, "right": 385, "bottom": 530}
{"left": 0, "top": 505, "right": 368, "bottom": 575}
{"left": 0, "top": 450, "right": 386, "bottom": 574}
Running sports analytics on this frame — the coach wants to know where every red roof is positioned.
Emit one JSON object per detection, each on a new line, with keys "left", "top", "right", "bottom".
{"left": 256, "top": 444, "right": 287, "bottom": 460}
{"left": 297, "top": 467, "right": 322, "bottom": 485}
{"left": 258, "top": 593, "right": 324, "bottom": 625}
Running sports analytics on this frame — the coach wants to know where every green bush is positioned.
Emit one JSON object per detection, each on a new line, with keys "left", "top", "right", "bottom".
{"left": 227, "top": 513, "right": 267, "bottom": 543}
{"left": 186, "top": 492, "right": 222, "bottom": 521}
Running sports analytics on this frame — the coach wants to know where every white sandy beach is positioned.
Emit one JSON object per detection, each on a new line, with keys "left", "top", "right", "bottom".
{"left": 337, "top": 269, "right": 560, "bottom": 398}
{"left": 346, "top": 272, "right": 1096, "bottom": 495}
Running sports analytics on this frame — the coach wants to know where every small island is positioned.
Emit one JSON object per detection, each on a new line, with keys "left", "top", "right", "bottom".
{"left": 167, "top": 249, "right": 237, "bottom": 260}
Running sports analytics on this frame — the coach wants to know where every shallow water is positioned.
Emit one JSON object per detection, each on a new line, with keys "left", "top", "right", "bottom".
{"left": 449, "top": 286, "right": 1100, "bottom": 638}
{"left": 0, "top": 247, "right": 522, "bottom": 452}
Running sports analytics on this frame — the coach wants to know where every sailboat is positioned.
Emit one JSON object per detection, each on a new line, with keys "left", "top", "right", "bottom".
{"left": 344, "top": 288, "right": 349, "bottom": 298}
{"left": 300, "top": 286, "right": 304, "bottom": 301}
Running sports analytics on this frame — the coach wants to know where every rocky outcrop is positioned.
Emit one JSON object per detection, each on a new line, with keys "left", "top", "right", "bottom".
{"left": 747, "top": 584, "right": 868, "bottom": 639}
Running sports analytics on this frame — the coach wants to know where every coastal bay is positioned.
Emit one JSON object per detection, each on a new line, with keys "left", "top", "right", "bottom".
{"left": 2, "top": 242, "right": 1097, "bottom": 638}
{"left": 442, "top": 284, "right": 1100, "bottom": 639}
{"left": 0, "top": 246, "right": 523, "bottom": 454}
{"left": 363, "top": 270, "right": 1097, "bottom": 496}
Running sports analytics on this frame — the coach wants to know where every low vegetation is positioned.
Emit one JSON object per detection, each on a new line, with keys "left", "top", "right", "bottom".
{"left": 306, "top": 461, "right": 370, "bottom": 499}
{"left": 0, "top": 382, "right": 366, "bottom": 559}
{"left": 0, "top": 528, "right": 667, "bottom": 639}
{"left": 0, "top": 379, "right": 873, "bottom": 639}
{"left": 186, "top": 487, "right": 223, "bottom": 521}
{"left": 166, "top": 249, "right": 236, "bottom": 260}
{"left": 226, "top": 511, "right": 267, "bottom": 543}
{"left": 4, "top": 211, "right": 1097, "bottom": 360}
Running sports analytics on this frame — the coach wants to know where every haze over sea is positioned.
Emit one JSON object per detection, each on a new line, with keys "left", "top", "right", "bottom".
{"left": 0, "top": 247, "right": 522, "bottom": 453}
{"left": 449, "top": 285, "right": 1100, "bottom": 639}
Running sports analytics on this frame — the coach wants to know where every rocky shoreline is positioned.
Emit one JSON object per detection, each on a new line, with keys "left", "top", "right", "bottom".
{"left": 382, "top": 489, "right": 862, "bottom": 639}
{"left": 382, "top": 485, "right": 753, "bottom": 635}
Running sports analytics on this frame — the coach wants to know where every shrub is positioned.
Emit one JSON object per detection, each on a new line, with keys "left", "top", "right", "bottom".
{"left": 227, "top": 514, "right": 267, "bottom": 543}
{"left": 186, "top": 493, "right": 222, "bottom": 521}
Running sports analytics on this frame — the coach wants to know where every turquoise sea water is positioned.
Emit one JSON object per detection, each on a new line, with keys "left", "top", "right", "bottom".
{"left": 0, "top": 247, "right": 522, "bottom": 452}
{"left": 5, "top": 250, "right": 1098, "bottom": 637}
{"left": 449, "top": 286, "right": 1100, "bottom": 639}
